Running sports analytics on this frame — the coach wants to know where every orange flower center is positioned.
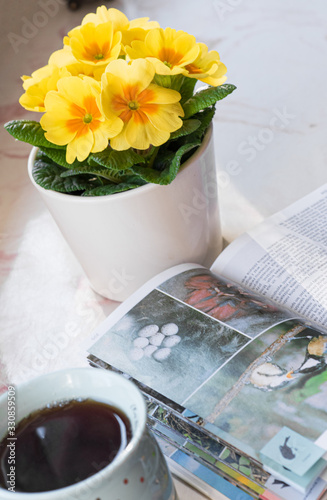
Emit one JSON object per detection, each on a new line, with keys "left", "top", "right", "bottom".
{"left": 66, "top": 95, "right": 102, "bottom": 136}
{"left": 80, "top": 40, "right": 111, "bottom": 62}
{"left": 185, "top": 63, "right": 203, "bottom": 75}
{"left": 158, "top": 47, "right": 184, "bottom": 67}
{"left": 111, "top": 85, "right": 159, "bottom": 123}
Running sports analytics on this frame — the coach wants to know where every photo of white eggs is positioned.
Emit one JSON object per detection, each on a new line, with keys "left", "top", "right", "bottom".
{"left": 129, "top": 322, "right": 181, "bottom": 362}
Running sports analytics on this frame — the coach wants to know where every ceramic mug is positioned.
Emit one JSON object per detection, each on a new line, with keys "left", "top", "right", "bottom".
{"left": 0, "top": 368, "right": 177, "bottom": 500}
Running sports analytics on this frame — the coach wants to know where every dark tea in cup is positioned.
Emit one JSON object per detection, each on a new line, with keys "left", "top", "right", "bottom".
{"left": 0, "top": 398, "right": 132, "bottom": 493}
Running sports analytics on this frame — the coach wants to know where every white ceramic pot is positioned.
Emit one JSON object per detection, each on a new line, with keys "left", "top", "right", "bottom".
{"left": 27, "top": 125, "right": 222, "bottom": 302}
{"left": 0, "top": 368, "right": 177, "bottom": 500}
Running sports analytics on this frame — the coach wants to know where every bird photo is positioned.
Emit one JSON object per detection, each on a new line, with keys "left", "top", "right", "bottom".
{"left": 279, "top": 436, "right": 296, "bottom": 461}
{"left": 286, "top": 334, "right": 327, "bottom": 377}
{"left": 249, "top": 362, "right": 294, "bottom": 392}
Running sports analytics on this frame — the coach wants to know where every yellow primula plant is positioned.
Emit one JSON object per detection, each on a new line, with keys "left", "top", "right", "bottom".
{"left": 5, "top": 6, "right": 236, "bottom": 196}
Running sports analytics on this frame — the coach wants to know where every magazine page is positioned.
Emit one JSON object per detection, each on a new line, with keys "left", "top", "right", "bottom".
{"left": 211, "top": 184, "right": 327, "bottom": 331}
{"left": 84, "top": 263, "right": 327, "bottom": 477}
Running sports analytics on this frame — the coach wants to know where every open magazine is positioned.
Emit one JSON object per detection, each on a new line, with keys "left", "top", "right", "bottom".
{"left": 85, "top": 184, "right": 327, "bottom": 500}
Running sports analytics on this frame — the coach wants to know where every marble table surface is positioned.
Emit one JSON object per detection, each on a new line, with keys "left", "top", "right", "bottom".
{"left": 1, "top": 1, "right": 327, "bottom": 498}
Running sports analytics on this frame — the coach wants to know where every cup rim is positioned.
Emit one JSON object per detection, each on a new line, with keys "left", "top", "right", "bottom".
{"left": 27, "top": 123, "right": 213, "bottom": 204}
{"left": 0, "top": 367, "right": 147, "bottom": 498}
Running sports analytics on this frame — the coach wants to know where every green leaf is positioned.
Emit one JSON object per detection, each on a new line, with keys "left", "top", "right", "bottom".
{"left": 4, "top": 120, "right": 65, "bottom": 149}
{"left": 35, "top": 149, "right": 56, "bottom": 164}
{"left": 121, "top": 174, "right": 147, "bottom": 186}
{"left": 194, "top": 106, "right": 216, "bottom": 130}
{"left": 32, "top": 159, "right": 99, "bottom": 193}
{"left": 183, "top": 83, "right": 237, "bottom": 119}
{"left": 61, "top": 166, "right": 141, "bottom": 186}
{"left": 90, "top": 147, "right": 146, "bottom": 171}
{"left": 181, "top": 107, "right": 216, "bottom": 144}
{"left": 132, "top": 142, "right": 200, "bottom": 185}
{"left": 60, "top": 165, "right": 126, "bottom": 181}
{"left": 170, "top": 119, "right": 201, "bottom": 140}
{"left": 39, "top": 146, "right": 86, "bottom": 169}
{"left": 150, "top": 148, "right": 175, "bottom": 172}
{"left": 87, "top": 156, "right": 102, "bottom": 168}
{"left": 82, "top": 181, "right": 145, "bottom": 196}
{"left": 179, "top": 77, "right": 197, "bottom": 105}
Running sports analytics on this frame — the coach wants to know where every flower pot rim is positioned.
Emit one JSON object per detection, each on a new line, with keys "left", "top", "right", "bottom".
{"left": 27, "top": 124, "right": 213, "bottom": 203}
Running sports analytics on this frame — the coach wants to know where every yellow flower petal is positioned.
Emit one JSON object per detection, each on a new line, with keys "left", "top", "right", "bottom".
{"left": 124, "top": 115, "right": 171, "bottom": 150}
{"left": 41, "top": 92, "right": 77, "bottom": 144}
{"left": 121, "top": 20, "right": 160, "bottom": 51}
{"left": 129, "top": 17, "right": 159, "bottom": 30}
{"left": 49, "top": 46, "right": 76, "bottom": 67}
{"left": 49, "top": 46, "right": 103, "bottom": 80}
{"left": 66, "top": 127, "right": 94, "bottom": 163}
{"left": 146, "top": 102, "right": 184, "bottom": 132}
{"left": 82, "top": 7, "right": 159, "bottom": 33}
{"left": 109, "top": 132, "right": 130, "bottom": 151}
{"left": 143, "top": 83, "right": 184, "bottom": 105}
{"left": 104, "top": 58, "right": 155, "bottom": 89}
{"left": 82, "top": 7, "right": 129, "bottom": 28}
{"left": 199, "top": 63, "right": 227, "bottom": 86}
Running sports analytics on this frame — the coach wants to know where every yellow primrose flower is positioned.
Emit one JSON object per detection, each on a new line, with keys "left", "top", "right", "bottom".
{"left": 19, "top": 64, "right": 71, "bottom": 112}
{"left": 101, "top": 59, "right": 184, "bottom": 151}
{"left": 40, "top": 76, "right": 123, "bottom": 163}
{"left": 64, "top": 22, "right": 122, "bottom": 70}
{"left": 183, "top": 43, "right": 227, "bottom": 86}
{"left": 81, "top": 6, "right": 159, "bottom": 55}
{"left": 126, "top": 27, "right": 200, "bottom": 76}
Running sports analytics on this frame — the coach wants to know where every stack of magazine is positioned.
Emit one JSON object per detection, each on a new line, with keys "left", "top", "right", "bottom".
{"left": 85, "top": 184, "right": 327, "bottom": 500}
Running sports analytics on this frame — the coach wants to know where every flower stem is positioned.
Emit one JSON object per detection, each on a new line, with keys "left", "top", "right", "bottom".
{"left": 147, "top": 147, "right": 160, "bottom": 169}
